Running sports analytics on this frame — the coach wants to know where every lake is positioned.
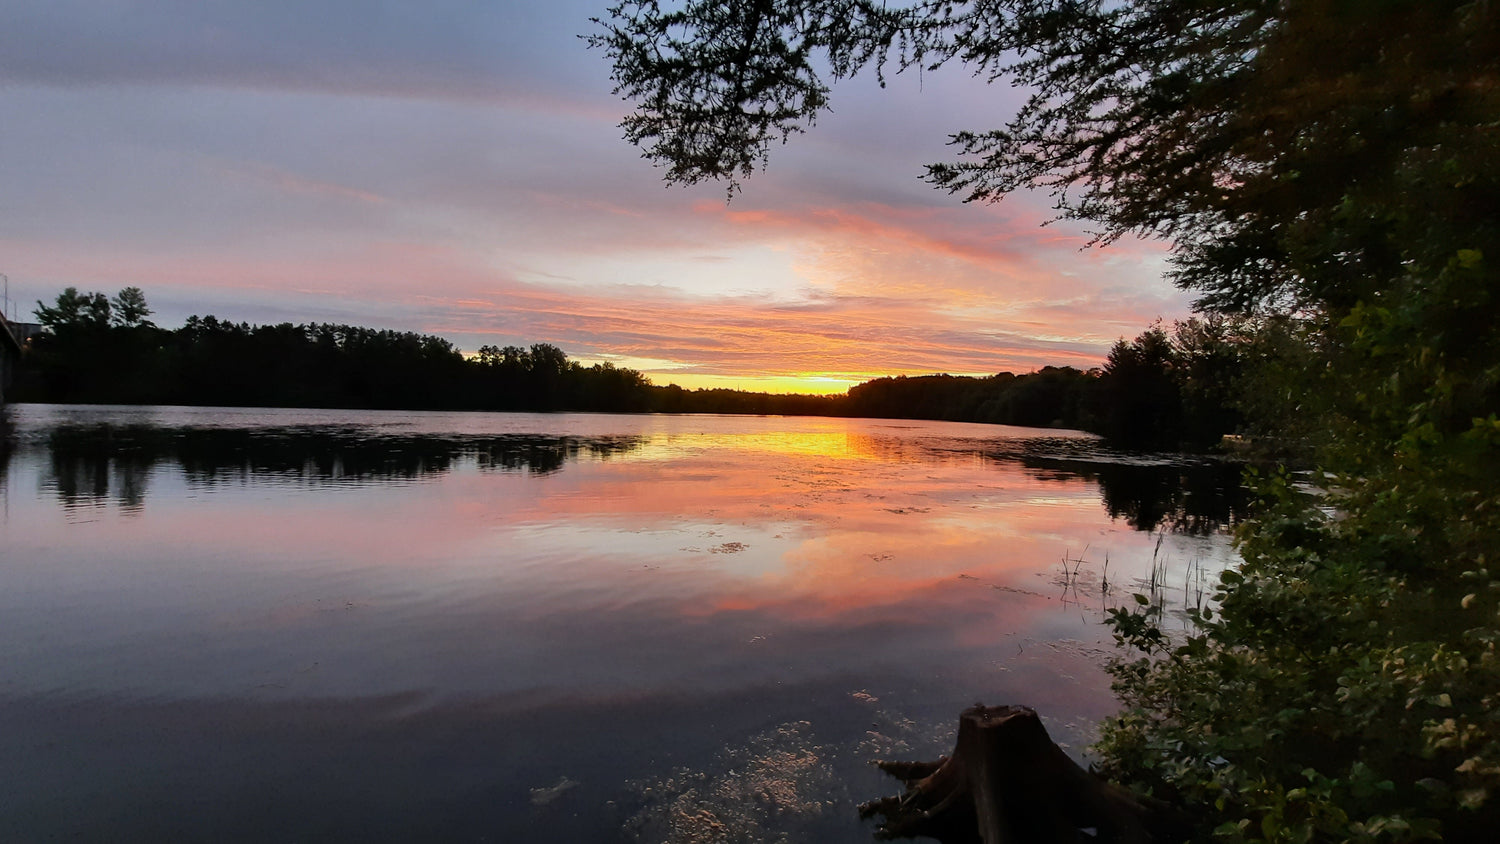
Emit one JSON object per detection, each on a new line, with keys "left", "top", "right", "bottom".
{"left": 0, "top": 405, "right": 1243, "bottom": 842}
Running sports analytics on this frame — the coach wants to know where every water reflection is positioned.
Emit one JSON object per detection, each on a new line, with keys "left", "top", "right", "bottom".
{"left": 1092, "top": 461, "right": 1246, "bottom": 534}
{"left": 46, "top": 436, "right": 154, "bottom": 511}
{"left": 0, "top": 406, "right": 1245, "bottom": 843}
{"left": 25, "top": 416, "right": 1244, "bottom": 533}
{"left": 36, "top": 423, "right": 646, "bottom": 508}
{"left": 971, "top": 437, "right": 1248, "bottom": 534}
{"left": 0, "top": 408, "right": 13, "bottom": 491}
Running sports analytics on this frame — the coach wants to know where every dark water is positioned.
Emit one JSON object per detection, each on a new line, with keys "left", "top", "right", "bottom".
{"left": 0, "top": 405, "right": 1243, "bottom": 842}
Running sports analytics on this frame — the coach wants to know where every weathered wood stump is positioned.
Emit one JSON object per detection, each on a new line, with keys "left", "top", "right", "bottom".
{"left": 858, "top": 705, "right": 1177, "bottom": 844}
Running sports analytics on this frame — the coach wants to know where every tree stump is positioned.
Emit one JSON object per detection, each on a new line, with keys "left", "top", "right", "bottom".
{"left": 858, "top": 705, "right": 1177, "bottom": 844}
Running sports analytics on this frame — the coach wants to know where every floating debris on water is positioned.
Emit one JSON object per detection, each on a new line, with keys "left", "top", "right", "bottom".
{"left": 530, "top": 775, "right": 579, "bottom": 806}
{"left": 624, "top": 722, "right": 837, "bottom": 844}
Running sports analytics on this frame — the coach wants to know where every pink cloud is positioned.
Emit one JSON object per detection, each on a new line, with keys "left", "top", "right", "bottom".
{"left": 709, "top": 201, "right": 1046, "bottom": 269}
{"left": 3, "top": 159, "right": 1188, "bottom": 389}
{"left": 221, "top": 162, "right": 388, "bottom": 205}
{"left": 4, "top": 230, "right": 1144, "bottom": 386}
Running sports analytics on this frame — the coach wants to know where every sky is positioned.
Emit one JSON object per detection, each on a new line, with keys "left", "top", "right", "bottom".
{"left": 0, "top": 0, "right": 1195, "bottom": 394}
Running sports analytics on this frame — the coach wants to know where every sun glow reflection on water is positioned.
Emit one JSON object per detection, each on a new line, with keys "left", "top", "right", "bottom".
{"left": 0, "top": 405, "right": 1242, "bottom": 842}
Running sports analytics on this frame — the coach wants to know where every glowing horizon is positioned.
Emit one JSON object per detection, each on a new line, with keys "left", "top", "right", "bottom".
{"left": 0, "top": 1, "right": 1196, "bottom": 393}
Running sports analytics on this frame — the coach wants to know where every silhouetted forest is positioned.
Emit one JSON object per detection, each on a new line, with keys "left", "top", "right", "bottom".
{"left": 15, "top": 287, "right": 1248, "bottom": 450}
{"left": 17, "top": 288, "right": 656, "bottom": 413}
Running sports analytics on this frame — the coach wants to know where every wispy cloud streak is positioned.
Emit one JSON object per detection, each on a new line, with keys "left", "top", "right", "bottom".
{"left": 0, "top": 1, "right": 1197, "bottom": 394}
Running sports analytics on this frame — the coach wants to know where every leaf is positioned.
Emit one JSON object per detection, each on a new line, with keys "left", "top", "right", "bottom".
{"left": 1214, "top": 819, "right": 1250, "bottom": 836}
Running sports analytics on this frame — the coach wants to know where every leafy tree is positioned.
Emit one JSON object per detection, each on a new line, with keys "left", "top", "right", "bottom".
{"left": 528, "top": 342, "right": 570, "bottom": 377}
{"left": 592, "top": 0, "right": 1496, "bottom": 310}
{"left": 844, "top": 368, "right": 1100, "bottom": 429}
{"left": 1092, "top": 318, "right": 1251, "bottom": 449}
{"left": 1098, "top": 325, "right": 1182, "bottom": 448}
{"left": 35, "top": 286, "right": 155, "bottom": 331}
{"left": 33, "top": 287, "right": 86, "bottom": 328}
{"left": 20, "top": 290, "right": 666, "bottom": 415}
{"left": 595, "top": 1, "right": 1500, "bottom": 839}
{"left": 1168, "top": 315, "right": 1251, "bottom": 448}
{"left": 27, "top": 287, "right": 165, "bottom": 399}
{"left": 110, "top": 287, "right": 154, "bottom": 328}
{"left": 35, "top": 287, "right": 111, "bottom": 329}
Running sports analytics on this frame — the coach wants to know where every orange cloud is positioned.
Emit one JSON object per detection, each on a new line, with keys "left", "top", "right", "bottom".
{"left": 3, "top": 180, "right": 1187, "bottom": 392}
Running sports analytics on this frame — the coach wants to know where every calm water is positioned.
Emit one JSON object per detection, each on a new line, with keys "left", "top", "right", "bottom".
{"left": 0, "top": 405, "right": 1243, "bottom": 842}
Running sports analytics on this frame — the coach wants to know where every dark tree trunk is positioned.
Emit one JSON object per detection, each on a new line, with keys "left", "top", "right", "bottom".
{"left": 859, "top": 705, "right": 1183, "bottom": 844}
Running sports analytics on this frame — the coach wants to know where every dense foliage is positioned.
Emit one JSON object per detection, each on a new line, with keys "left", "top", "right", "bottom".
{"left": 18, "top": 288, "right": 652, "bottom": 413}
{"left": 594, "top": 0, "right": 1500, "bottom": 840}
{"left": 17, "top": 287, "right": 1245, "bottom": 448}
{"left": 848, "top": 367, "right": 1093, "bottom": 428}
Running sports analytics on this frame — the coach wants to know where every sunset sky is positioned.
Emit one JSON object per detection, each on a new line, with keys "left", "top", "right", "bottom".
{"left": 1, "top": 0, "right": 1195, "bottom": 394}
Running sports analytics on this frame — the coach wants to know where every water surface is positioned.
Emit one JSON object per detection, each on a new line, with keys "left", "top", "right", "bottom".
{"left": 0, "top": 405, "right": 1242, "bottom": 842}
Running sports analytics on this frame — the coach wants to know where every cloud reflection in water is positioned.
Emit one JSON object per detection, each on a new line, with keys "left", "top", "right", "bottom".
{"left": 0, "top": 406, "right": 1241, "bottom": 842}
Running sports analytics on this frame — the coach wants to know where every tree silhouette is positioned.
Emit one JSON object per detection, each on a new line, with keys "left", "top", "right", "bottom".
{"left": 110, "top": 287, "right": 154, "bottom": 328}
{"left": 35, "top": 287, "right": 111, "bottom": 329}
{"left": 595, "top": 2, "right": 1500, "bottom": 838}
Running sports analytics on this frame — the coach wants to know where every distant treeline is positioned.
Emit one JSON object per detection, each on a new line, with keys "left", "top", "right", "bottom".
{"left": 17, "top": 287, "right": 654, "bottom": 413}
{"left": 14, "top": 287, "right": 1254, "bottom": 450}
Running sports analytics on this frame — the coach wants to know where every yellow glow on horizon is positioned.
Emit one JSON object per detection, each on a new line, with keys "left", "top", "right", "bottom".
{"left": 485, "top": 349, "right": 1005, "bottom": 398}
{"left": 643, "top": 372, "right": 874, "bottom": 396}
{"left": 644, "top": 372, "right": 853, "bottom": 395}
{"left": 570, "top": 355, "right": 863, "bottom": 395}
{"left": 641, "top": 370, "right": 1004, "bottom": 396}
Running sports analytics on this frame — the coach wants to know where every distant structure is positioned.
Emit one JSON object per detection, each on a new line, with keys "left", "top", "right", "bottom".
{"left": 0, "top": 311, "right": 23, "bottom": 405}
